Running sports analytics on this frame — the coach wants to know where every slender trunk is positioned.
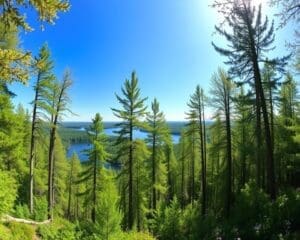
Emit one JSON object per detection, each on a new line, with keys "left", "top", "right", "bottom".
{"left": 255, "top": 92, "right": 262, "bottom": 188}
{"left": 191, "top": 131, "right": 195, "bottom": 205}
{"left": 136, "top": 155, "right": 140, "bottom": 231}
{"left": 67, "top": 157, "right": 74, "bottom": 220}
{"left": 128, "top": 120, "right": 133, "bottom": 229}
{"left": 29, "top": 72, "right": 41, "bottom": 214}
{"left": 225, "top": 91, "right": 232, "bottom": 217}
{"left": 181, "top": 139, "right": 185, "bottom": 209}
{"left": 201, "top": 92, "right": 207, "bottom": 215}
{"left": 152, "top": 134, "right": 156, "bottom": 210}
{"left": 91, "top": 151, "right": 96, "bottom": 223}
{"left": 241, "top": 123, "right": 246, "bottom": 187}
{"left": 48, "top": 124, "right": 56, "bottom": 220}
{"left": 166, "top": 146, "right": 172, "bottom": 203}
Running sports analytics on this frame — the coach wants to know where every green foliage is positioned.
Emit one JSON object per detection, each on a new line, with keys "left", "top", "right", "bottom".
{"left": 117, "top": 231, "right": 156, "bottom": 240}
{"left": 153, "top": 198, "right": 183, "bottom": 240}
{"left": 8, "top": 222, "right": 35, "bottom": 240}
{"left": 0, "top": 170, "right": 17, "bottom": 216}
{"left": 33, "top": 196, "right": 48, "bottom": 221}
{"left": 14, "top": 204, "right": 30, "bottom": 219}
{"left": 94, "top": 171, "right": 122, "bottom": 240}
{"left": 37, "top": 218, "right": 77, "bottom": 240}
{"left": 231, "top": 181, "right": 271, "bottom": 239}
{"left": 0, "top": 224, "right": 11, "bottom": 240}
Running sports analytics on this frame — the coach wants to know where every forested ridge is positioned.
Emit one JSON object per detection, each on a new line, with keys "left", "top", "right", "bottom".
{"left": 0, "top": 0, "right": 300, "bottom": 239}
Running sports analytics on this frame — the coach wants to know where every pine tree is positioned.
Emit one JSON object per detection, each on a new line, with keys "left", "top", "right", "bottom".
{"left": 95, "top": 170, "right": 122, "bottom": 240}
{"left": 47, "top": 70, "right": 72, "bottom": 220}
{"left": 29, "top": 44, "right": 56, "bottom": 214}
{"left": 67, "top": 153, "right": 81, "bottom": 220}
{"left": 212, "top": 0, "right": 289, "bottom": 198}
{"left": 146, "top": 98, "right": 168, "bottom": 211}
{"left": 185, "top": 111, "right": 197, "bottom": 205}
{"left": 187, "top": 85, "right": 207, "bottom": 215}
{"left": 111, "top": 71, "right": 147, "bottom": 229}
{"left": 210, "top": 68, "right": 234, "bottom": 216}
{"left": 79, "top": 113, "right": 110, "bottom": 223}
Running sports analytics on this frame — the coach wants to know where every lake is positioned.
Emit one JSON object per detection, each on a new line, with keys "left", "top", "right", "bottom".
{"left": 67, "top": 127, "right": 180, "bottom": 161}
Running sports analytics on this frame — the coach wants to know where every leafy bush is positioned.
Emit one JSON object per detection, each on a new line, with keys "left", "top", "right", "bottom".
{"left": 37, "top": 218, "right": 77, "bottom": 240}
{"left": 8, "top": 222, "right": 35, "bottom": 240}
{"left": 230, "top": 181, "right": 271, "bottom": 239}
{"left": 270, "top": 189, "right": 300, "bottom": 237}
{"left": 34, "top": 196, "right": 48, "bottom": 221}
{"left": 14, "top": 204, "right": 30, "bottom": 219}
{"left": 0, "top": 224, "right": 11, "bottom": 240}
{"left": 153, "top": 198, "right": 183, "bottom": 240}
{"left": 0, "top": 170, "right": 17, "bottom": 216}
{"left": 117, "top": 231, "right": 156, "bottom": 240}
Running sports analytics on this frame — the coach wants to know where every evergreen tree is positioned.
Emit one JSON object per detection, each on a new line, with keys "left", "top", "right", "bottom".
{"left": 47, "top": 70, "right": 72, "bottom": 220}
{"left": 79, "top": 113, "right": 110, "bottom": 223}
{"left": 187, "top": 85, "right": 207, "bottom": 215}
{"left": 29, "top": 44, "right": 56, "bottom": 214}
{"left": 210, "top": 68, "right": 234, "bottom": 216}
{"left": 111, "top": 71, "right": 147, "bottom": 229}
{"left": 212, "top": 0, "right": 289, "bottom": 198}
{"left": 95, "top": 170, "right": 122, "bottom": 240}
{"left": 146, "top": 98, "right": 168, "bottom": 211}
{"left": 67, "top": 153, "right": 81, "bottom": 220}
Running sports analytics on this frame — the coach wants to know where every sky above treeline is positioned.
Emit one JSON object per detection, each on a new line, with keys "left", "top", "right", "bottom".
{"left": 11, "top": 0, "right": 295, "bottom": 121}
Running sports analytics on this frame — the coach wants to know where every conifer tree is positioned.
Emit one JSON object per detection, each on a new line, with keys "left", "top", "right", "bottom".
{"left": 146, "top": 98, "right": 168, "bottom": 211}
{"left": 29, "top": 44, "right": 56, "bottom": 214}
{"left": 111, "top": 71, "right": 147, "bottom": 229}
{"left": 210, "top": 68, "right": 234, "bottom": 216}
{"left": 212, "top": 0, "right": 289, "bottom": 198}
{"left": 187, "top": 85, "right": 207, "bottom": 215}
{"left": 67, "top": 153, "right": 81, "bottom": 220}
{"left": 79, "top": 113, "right": 110, "bottom": 223}
{"left": 47, "top": 70, "right": 72, "bottom": 220}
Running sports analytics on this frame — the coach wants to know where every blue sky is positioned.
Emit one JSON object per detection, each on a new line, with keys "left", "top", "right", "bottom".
{"left": 11, "top": 0, "right": 295, "bottom": 121}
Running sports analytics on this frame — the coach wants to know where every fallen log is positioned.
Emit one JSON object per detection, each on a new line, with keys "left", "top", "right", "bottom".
{"left": 1, "top": 215, "right": 51, "bottom": 225}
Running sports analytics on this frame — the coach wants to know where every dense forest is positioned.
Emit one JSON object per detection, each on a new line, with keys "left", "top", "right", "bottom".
{"left": 0, "top": 0, "right": 300, "bottom": 239}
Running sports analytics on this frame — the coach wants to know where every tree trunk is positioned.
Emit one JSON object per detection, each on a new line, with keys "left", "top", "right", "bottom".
{"left": 29, "top": 72, "right": 41, "bottom": 214}
{"left": 225, "top": 92, "right": 232, "bottom": 217}
{"left": 67, "top": 157, "right": 74, "bottom": 220}
{"left": 128, "top": 120, "right": 134, "bottom": 229}
{"left": 152, "top": 134, "right": 156, "bottom": 210}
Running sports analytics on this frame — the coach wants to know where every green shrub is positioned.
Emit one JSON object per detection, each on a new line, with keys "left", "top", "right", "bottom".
{"left": 230, "top": 181, "right": 271, "bottom": 239}
{"left": 153, "top": 198, "right": 183, "bottom": 240}
{"left": 14, "top": 204, "right": 30, "bottom": 219}
{"left": 0, "top": 224, "right": 11, "bottom": 240}
{"left": 33, "top": 196, "right": 48, "bottom": 221}
{"left": 8, "top": 222, "right": 35, "bottom": 240}
{"left": 0, "top": 170, "right": 17, "bottom": 217}
{"left": 117, "top": 231, "right": 156, "bottom": 240}
{"left": 37, "top": 218, "right": 77, "bottom": 240}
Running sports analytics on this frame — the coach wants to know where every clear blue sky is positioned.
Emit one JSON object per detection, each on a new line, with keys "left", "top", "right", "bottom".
{"left": 11, "top": 0, "right": 294, "bottom": 121}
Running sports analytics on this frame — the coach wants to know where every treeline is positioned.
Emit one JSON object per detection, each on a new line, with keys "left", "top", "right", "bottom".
{"left": 0, "top": 0, "right": 300, "bottom": 240}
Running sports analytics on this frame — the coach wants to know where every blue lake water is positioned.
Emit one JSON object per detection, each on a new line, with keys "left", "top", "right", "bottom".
{"left": 67, "top": 127, "right": 180, "bottom": 161}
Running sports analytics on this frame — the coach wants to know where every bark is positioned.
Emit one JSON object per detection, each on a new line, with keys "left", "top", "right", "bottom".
{"left": 128, "top": 120, "right": 133, "bottom": 229}
{"left": 67, "top": 156, "right": 74, "bottom": 220}
{"left": 29, "top": 72, "right": 41, "bottom": 214}
{"left": 225, "top": 88, "right": 232, "bottom": 218}
{"left": 152, "top": 133, "right": 156, "bottom": 210}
